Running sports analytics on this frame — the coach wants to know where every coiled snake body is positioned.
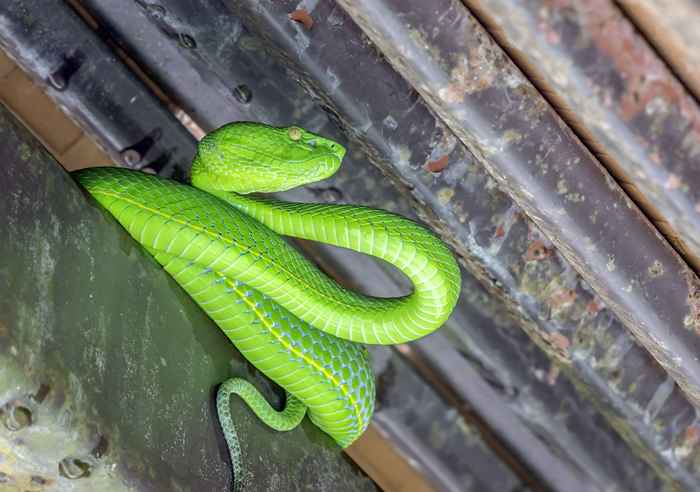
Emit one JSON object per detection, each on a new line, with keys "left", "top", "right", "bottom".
{"left": 73, "top": 123, "right": 461, "bottom": 490}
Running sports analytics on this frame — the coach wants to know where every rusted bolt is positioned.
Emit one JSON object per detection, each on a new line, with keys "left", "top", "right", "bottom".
{"left": 144, "top": 3, "right": 166, "bottom": 19}
{"left": 121, "top": 149, "right": 142, "bottom": 166}
{"left": 178, "top": 33, "right": 197, "bottom": 49}
{"left": 232, "top": 84, "right": 253, "bottom": 104}
{"left": 47, "top": 51, "right": 85, "bottom": 91}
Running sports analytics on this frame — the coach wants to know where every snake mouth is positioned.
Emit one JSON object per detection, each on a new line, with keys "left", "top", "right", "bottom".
{"left": 299, "top": 131, "right": 346, "bottom": 163}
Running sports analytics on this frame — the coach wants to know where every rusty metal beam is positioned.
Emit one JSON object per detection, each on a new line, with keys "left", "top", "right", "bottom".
{"left": 0, "top": 1, "right": 195, "bottom": 174}
{"left": 73, "top": 3, "right": 606, "bottom": 489}
{"left": 221, "top": 0, "right": 700, "bottom": 487}
{"left": 462, "top": 0, "right": 700, "bottom": 287}
{"left": 8, "top": 0, "right": 696, "bottom": 488}
{"left": 616, "top": 0, "right": 700, "bottom": 105}
{"left": 337, "top": 0, "right": 700, "bottom": 416}
{"left": 2, "top": 1, "right": 568, "bottom": 489}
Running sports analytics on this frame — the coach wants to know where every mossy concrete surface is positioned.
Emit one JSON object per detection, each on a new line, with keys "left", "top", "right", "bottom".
{"left": 0, "top": 105, "right": 375, "bottom": 491}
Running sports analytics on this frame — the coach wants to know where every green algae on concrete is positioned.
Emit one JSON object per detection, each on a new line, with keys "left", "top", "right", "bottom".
{"left": 0, "top": 105, "right": 375, "bottom": 492}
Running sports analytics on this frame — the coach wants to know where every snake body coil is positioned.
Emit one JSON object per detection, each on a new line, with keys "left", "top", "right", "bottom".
{"left": 73, "top": 122, "right": 461, "bottom": 486}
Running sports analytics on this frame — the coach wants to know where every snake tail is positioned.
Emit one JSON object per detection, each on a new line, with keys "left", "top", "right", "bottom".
{"left": 217, "top": 380, "right": 306, "bottom": 491}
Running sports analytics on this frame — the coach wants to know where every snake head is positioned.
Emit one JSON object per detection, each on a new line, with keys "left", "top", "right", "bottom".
{"left": 191, "top": 122, "right": 346, "bottom": 194}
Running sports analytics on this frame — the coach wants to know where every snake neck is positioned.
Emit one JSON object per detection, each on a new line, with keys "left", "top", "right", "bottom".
{"left": 206, "top": 189, "right": 461, "bottom": 345}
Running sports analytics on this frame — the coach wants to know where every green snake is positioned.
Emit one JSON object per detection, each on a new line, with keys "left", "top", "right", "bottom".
{"left": 72, "top": 122, "right": 461, "bottom": 490}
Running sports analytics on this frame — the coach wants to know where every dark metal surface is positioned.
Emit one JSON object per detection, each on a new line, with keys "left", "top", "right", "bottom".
{"left": 370, "top": 346, "right": 526, "bottom": 492}
{"left": 0, "top": 1, "right": 196, "bottom": 174}
{"left": 304, "top": 231, "right": 608, "bottom": 491}
{"left": 0, "top": 1, "right": 567, "bottom": 489}
{"left": 0, "top": 103, "right": 376, "bottom": 491}
{"left": 4, "top": 0, "right": 699, "bottom": 490}
{"left": 338, "top": 0, "right": 700, "bottom": 441}
{"left": 464, "top": 0, "right": 700, "bottom": 278}
{"left": 68, "top": 0, "right": 675, "bottom": 489}
{"left": 617, "top": 0, "right": 700, "bottom": 105}
{"left": 221, "top": 0, "right": 700, "bottom": 488}
{"left": 76, "top": 0, "right": 332, "bottom": 134}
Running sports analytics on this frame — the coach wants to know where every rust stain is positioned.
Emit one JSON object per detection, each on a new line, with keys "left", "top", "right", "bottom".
{"left": 289, "top": 9, "right": 314, "bottom": 30}
{"left": 525, "top": 240, "right": 551, "bottom": 261}
{"left": 537, "top": 331, "right": 572, "bottom": 363}
{"left": 675, "top": 424, "right": 700, "bottom": 460}
{"left": 439, "top": 46, "right": 498, "bottom": 103}
{"left": 586, "top": 298, "right": 602, "bottom": 315}
{"left": 548, "top": 288, "right": 577, "bottom": 309}
{"left": 550, "top": 332, "right": 570, "bottom": 351}
{"left": 576, "top": 0, "right": 700, "bottom": 136}
{"left": 425, "top": 155, "right": 449, "bottom": 173}
{"left": 495, "top": 224, "right": 505, "bottom": 238}
{"left": 685, "top": 425, "right": 699, "bottom": 445}
{"left": 684, "top": 269, "right": 700, "bottom": 334}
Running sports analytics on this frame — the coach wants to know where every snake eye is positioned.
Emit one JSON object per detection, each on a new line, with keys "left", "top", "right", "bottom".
{"left": 288, "top": 127, "right": 302, "bottom": 141}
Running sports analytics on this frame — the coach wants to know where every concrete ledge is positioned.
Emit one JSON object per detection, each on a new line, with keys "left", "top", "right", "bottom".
{"left": 0, "top": 104, "right": 374, "bottom": 491}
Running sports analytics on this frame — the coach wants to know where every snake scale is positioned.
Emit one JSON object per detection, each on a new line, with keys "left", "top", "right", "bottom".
{"left": 73, "top": 122, "right": 461, "bottom": 490}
